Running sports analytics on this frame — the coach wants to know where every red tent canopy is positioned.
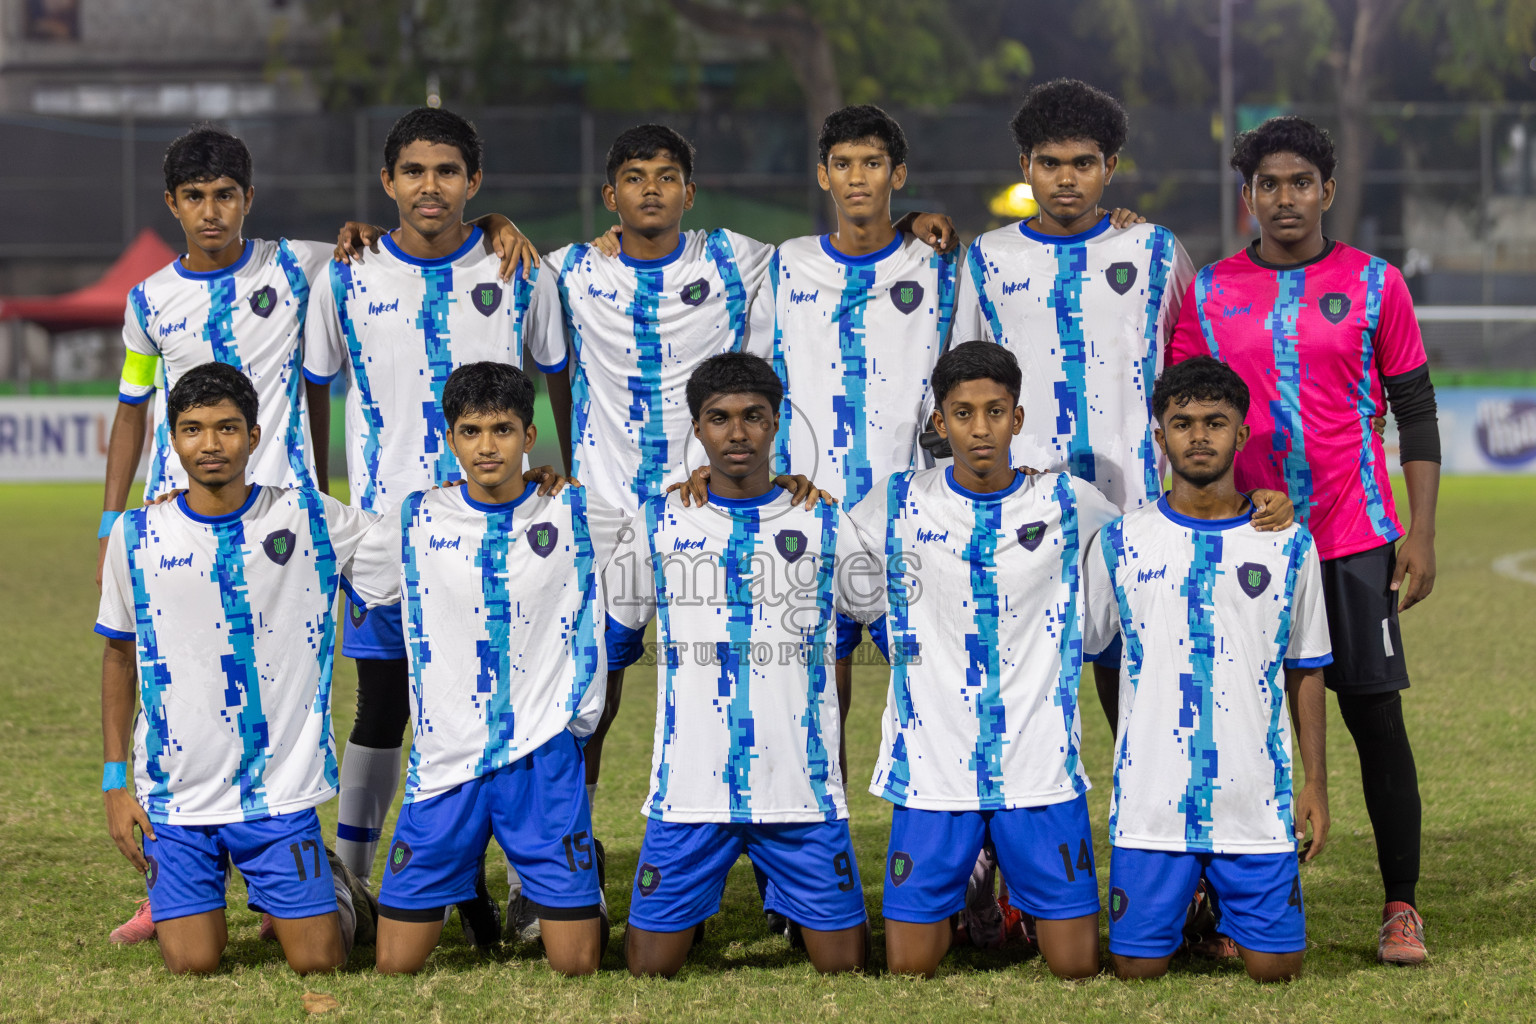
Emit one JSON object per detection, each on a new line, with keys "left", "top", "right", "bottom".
{"left": 0, "top": 229, "right": 178, "bottom": 333}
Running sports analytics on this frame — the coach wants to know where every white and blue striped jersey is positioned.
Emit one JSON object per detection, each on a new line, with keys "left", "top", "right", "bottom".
{"left": 530, "top": 230, "right": 775, "bottom": 515}
{"left": 120, "top": 239, "right": 332, "bottom": 499}
{"left": 753, "top": 234, "right": 958, "bottom": 506}
{"left": 95, "top": 486, "right": 378, "bottom": 825}
{"left": 605, "top": 489, "right": 846, "bottom": 824}
{"left": 840, "top": 467, "right": 1118, "bottom": 811}
{"left": 347, "top": 484, "right": 607, "bottom": 804}
{"left": 953, "top": 217, "right": 1194, "bottom": 512}
{"left": 304, "top": 228, "right": 556, "bottom": 513}
{"left": 1082, "top": 498, "right": 1332, "bottom": 854}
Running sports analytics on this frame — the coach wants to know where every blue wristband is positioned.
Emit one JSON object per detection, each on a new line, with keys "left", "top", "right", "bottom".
{"left": 98, "top": 510, "right": 123, "bottom": 539}
{"left": 102, "top": 761, "right": 129, "bottom": 792}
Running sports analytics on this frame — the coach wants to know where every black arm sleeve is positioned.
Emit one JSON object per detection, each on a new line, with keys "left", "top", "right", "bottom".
{"left": 1383, "top": 364, "right": 1441, "bottom": 465}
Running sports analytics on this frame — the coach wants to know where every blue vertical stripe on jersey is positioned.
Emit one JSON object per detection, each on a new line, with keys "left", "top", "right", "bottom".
{"left": 1137, "top": 229, "right": 1175, "bottom": 500}
{"left": 209, "top": 515, "right": 270, "bottom": 818}
{"left": 705, "top": 230, "right": 751, "bottom": 347}
{"left": 1176, "top": 529, "right": 1223, "bottom": 851}
{"left": 400, "top": 493, "right": 430, "bottom": 801}
{"left": 932, "top": 249, "right": 958, "bottom": 354}
{"left": 203, "top": 275, "right": 242, "bottom": 370}
{"left": 627, "top": 268, "right": 670, "bottom": 505}
{"left": 769, "top": 252, "right": 793, "bottom": 473}
{"left": 1264, "top": 531, "right": 1312, "bottom": 843}
{"left": 881, "top": 471, "right": 917, "bottom": 804}
{"left": 963, "top": 492, "right": 1007, "bottom": 808}
{"left": 802, "top": 502, "right": 840, "bottom": 820}
{"left": 557, "top": 247, "right": 593, "bottom": 482}
{"left": 123, "top": 509, "right": 175, "bottom": 819}
{"left": 1101, "top": 519, "right": 1145, "bottom": 840}
{"left": 1267, "top": 270, "right": 1313, "bottom": 522}
{"left": 567, "top": 488, "right": 604, "bottom": 717}
{"left": 1048, "top": 245, "right": 1095, "bottom": 481}
{"left": 1050, "top": 476, "right": 1088, "bottom": 795}
{"left": 833, "top": 265, "right": 878, "bottom": 505}
{"left": 966, "top": 241, "right": 1007, "bottom": 342}
{"left": 128, "top": 285, "right": 173, "bottom": 500}
{"left": 511, "top": 266, "right": 536, "bottom": 363}
{"left": 333, "top": 261, "right": 386, "bottom": 510}
{"left": 1193, "top": 264, "right": 1222, "bottom": 358}
{"left": 645, "top": 497, "right": 680, "bottom": 817}
{"left": 276, "top": 241, "right": 316, "bottom": 488}
{"left": 720, "top": 507, "right": 762, "bottom": 822}
{"left": 416, "top": 265, "right": 458, "bottom": 485}
{"left": 296, "top": 489, "right": 341, "bottom": 789}
{"left": 473, "top": 504, "right": 516, "bottom": 777}
{"left": 1354, "top": 258, "right": 1396, "bottom": 539}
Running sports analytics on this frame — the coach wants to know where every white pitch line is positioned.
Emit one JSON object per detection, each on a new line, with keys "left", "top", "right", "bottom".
{"left": 1492, "top": 549, "right": 1536, "bottom": 587}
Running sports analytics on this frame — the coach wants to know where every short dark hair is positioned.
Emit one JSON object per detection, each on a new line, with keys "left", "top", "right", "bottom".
{"left": 384, "top": 107, "right": 483, "bottom": 178}
{"left": 605, "top": 124, "right": 695, "bottom": 185}
{"left": 932, "top": 341, "right": 1023, "bottom": 407}
{"left": 818, "top": 104, "right": 908, "bottom": 167}
{"left": 442, "top": 362, "right": 536, "bottom": 430}
{"left": 167, "top": 361, "right": 258, "bottom": 430}
{"left": 1230, "top": 115, "right": 1336, "bottom": 183}
{"left": 163, "top": 124, "right": 253, "bottom": 194}
{"left": 1010, "top": 78, "right": 1128, "bottom": 159}
{"left": 686, "top": 352, "right": 783, "bottom": 421}
{"left": 1152, "top": 356, "right": 1251, "bottom": 421}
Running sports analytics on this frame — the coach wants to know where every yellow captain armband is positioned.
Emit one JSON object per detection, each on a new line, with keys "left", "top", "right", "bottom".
{"left": 120, "top": 350, "right": 160, "bottom": 390}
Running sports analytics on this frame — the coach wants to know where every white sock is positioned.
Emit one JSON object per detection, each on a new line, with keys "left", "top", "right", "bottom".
{"left": 586, "top": 783, "right": 597, "bottom": 807}
{"left": 335, "top": 741, "right": 401, "bottom": 881}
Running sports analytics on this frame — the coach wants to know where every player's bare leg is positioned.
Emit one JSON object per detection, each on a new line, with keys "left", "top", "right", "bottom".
{"left": 540, "top": 917, "right": 603, "bottom": 975}
{"left": 1112, "top": 951, "right": 1174, "bottom": 980}
{"left": 375, "top": 916, "right": 444, "bottom": 974}
{"left": 154, "top": 909, "right": 228, "bottom": 975}
{"left": 1093, "top": 664, "right": 1119, "bottom": 735}
{"left": 1033, "top": 913, "right": 1100, "bottom": 979}
{"left": 884, "top": 918, "right": 953, "bottom": 977}
{"left": 625, "top": 923, "right": 697, "bottom": 978}
{"left": 798, "top": 920, "right": 869, "bottom": 973}
{"left": 1235, "top": 945, "right": 1303, "bottom": 982}
{"left": 268, "top": 911, "right": 347, "bottom": 975}
{"left": 835, "top": 657, "right": 853, "bottom": 782}
{"left": 582, "top": 666, "right": 626, "bottom": 785}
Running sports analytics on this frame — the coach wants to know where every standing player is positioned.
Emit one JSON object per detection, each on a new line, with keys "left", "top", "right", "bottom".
{"left": 345, "top": 363, "right": 607, "bottom": 975}
{"left": 305, "top": 107, "right": 563, "bottom": 944}
{"left": 97, "top": 363, "right": 378, "bottom": 974}
{"left": 840, "top": 342, "right": 1118, "bottom": 979}
{"left": 1084, "top": 356, "right": 1331, "bottom": 982}
{"left": 1169, "top": 116, "right": 1440, "bottom": 965}
{"left": 606, "top": 353, "right": 867, "bottom": 977}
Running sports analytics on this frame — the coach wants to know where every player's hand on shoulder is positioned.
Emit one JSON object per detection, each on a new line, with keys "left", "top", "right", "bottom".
{"left": 591, "top": 225, "right": 622, "bottom": 258}
{"left": 665, "top": 466, "right": 711, "bottom": 507}
{"left": 143, "top": 488, "right": 185, "bottom": 506}
{"left": 103, "top": 787, "right": 154, "bottom": 873}
{"left": 1248, "top": 489, "right": 1295, "bottom": 531}
{"left": 774, "top": 474, "right": 838, "bottom": 510}
{"left": 334, "top": 222, "right": 386, "bottom": 264}
{"left": 1107, "top": 207, "right": 1148, "bottom": 229}
{"left": 524, "top": 465, "right": 580, "bottom": 496}
{"left": 897, "top": 212, "right": 960, "bottom": 254}
{"left": 481, "top": 213, "right": 540, "bottom": 282}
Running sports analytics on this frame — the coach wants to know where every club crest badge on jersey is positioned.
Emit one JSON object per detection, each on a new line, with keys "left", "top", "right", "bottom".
{"left": 679, "top": 278, "right": 711, "bottom": 306}
{"left": 637, "top": 863, "right": 662, "bottom": 896}
{"left": 1017, "top": 521, "right": 1047, "bottom": 552}
{"left": 248, "top": 285, "right": 277, "bottom": 318}
{"left": 1109, "top": 886, "right": 1129, "bottom": 922}
{"left": 1105, "top": 262, "right": 1138, "bottom": 295}
{"left": 145, "top": 856, "right": 159, "bottom": 889}
{"left": 262, "top": 528, "right": 297, "bottom": 566}
{"left": 471, "top": 282, "right": 502, "bottom": 316}
{"left": 1237, "top": 561, "right": 1271, "bottom": 598}
{"left": 891, "top": 281, "right": 924, "bottom": 315}
{"left": 776, "top": 529, "right": 808, "bottom": 563}
{"left": 889, "top": 851, "right": 914, "bottom": 886}
{"left": 1319, "top": 292, "right": 1352, "bottom": 324}
{"left": 349, "top": 601, "right": 368, "bottom": 628}
{"left": 527, "top": 522, "right": 558, "bottom": 558}
{"left": 388, "top": 841, "right": 412, "bottom": 874}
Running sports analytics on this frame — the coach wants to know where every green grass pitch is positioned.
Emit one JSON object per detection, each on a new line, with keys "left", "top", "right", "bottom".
{"left": 1, "top": 477, "right": 1533, "bottom": 1022}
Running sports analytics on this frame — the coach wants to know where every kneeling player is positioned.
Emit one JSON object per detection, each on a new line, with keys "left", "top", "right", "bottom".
{"left": 1084, "top": 356, "right": 1331, "bottom": 982}
{"left": 841, "top": 342, "right": 1119, "bottom": 979}
{"left": 98, "top": 363, "right": 378, "bottom": 974}
{"left": 346, "top": 362, "right": 608, "bottom": 975}
{"left": 608, "top": 353, "right": 867, "bottom": 977}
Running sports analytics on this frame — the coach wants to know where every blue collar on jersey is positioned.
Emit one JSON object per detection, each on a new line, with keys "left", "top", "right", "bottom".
{"left": 706, "top": 487, "right": 780, "bottom": 509}
{"left": 1017, "top": 213, "right": 1112, "bottom": 245}
{"left": 819, "top": 232, "right": 903, "bottom": 267}
{"left": 176, "top": 483, "right": 262, "bottom": 524}
{"left": 945, "top": 466, "right": 1025, "bottom": 503}
{"left": 618, "top": 232, "right": 687, "bottom": 269}
{"left": 172, "top": 238, "right": 256, "bottom": 281}
{"left": 459, "top": 479, "right": 538, "bottom": 514}
{"left": 380, "top": 225, "right": 484, "bottom": 267}
{"left": 1155, "top": 492, "right": 1255, "bottom": 531}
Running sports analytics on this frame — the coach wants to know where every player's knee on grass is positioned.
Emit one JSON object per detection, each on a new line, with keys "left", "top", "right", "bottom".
{"left": 270, "top": 912, "right": 347, "bottom": 975}
{"left": 541, "top": 916, "right": 603, "bottom": 976}
{"left": 1239, "top": 947, "right": 1303, "bottom": 983}
{"left": 1034, "top": 913, "right": 1101, "bottom": 979}
{"left": 154, "top": 911, "right": 228, "bottom": 975}
{"left": 375, "top": 914, "right": 446, "bottom": 974}
{"left": 883, "top": 918, "right": 952, "bottom": 977}
{"left": 624, "top": 924, "right": 695, "bottom": 978}
{"left": 1112, "top": 953, "right": 1173, "bottom": 980}
{"left": 799, "top": 921, "right": 868, "bottom": 974}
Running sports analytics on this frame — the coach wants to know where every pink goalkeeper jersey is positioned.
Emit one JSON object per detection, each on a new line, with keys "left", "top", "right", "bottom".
{"left": 1168, "top": 240, "right": 1427, "bottom": 560}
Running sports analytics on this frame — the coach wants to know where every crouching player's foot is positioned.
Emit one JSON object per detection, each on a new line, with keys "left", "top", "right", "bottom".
{"left": 109, "top": 898, "right": 155, "bottom": 945}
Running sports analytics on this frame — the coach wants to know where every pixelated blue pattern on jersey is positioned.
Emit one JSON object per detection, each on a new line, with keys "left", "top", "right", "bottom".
{"left": 1355, "top": 259, "right": 1395, "bottom": 537}
{"left": 704, "top": 231, "right": 750, "bottom": 344}
{"left": 802, "top": 502, "right": 840, "bottom": 819}
{"left": 627, "top": 267, "right": 670, "bottom": 504}
{"left": 964, "top": 494, "right": 1006, "bottom": 806}
{"left": 880, "top": 471, "right": 918, "bottom": 804}
{"left": 333, "top": 260, "right": 385, "bottom": 510}
{"left": 1136, "top": 229, "right": 1176, "bottom": 499}
{"left": 721, "top": 510, "right": 762, "bottom": 821}
{"left": 129, "top": 284, "right": 175, "bottom": 493}
{"left": 769, "top": 252, "right": 792, "bottom": 471}
{"left": 1265, "top": 531, "right": 1312, "bottom": 839}
{"left": 559, "top": 246, "right": 596, "bottom": 481}
{"left": 1267, "top": 270, "right": 1312, "bottom": 524}
{"left": 204, "top": 275, "right": 240, "bottom": 370}
{"left": 1177, "top": 530, "right": 1223, "bottom": 850}
{"left": 1049, "top": 246, "right": 1093, "bottom": 482}
{"left": 645, "top": 496, "right": 680, "bottom": 818}
{"left": 1050, "top": 475, "right": 1087, "bottom": 793}
{"left": 966, "top": 240, "right": 1007, "bottom": 342}
{"left": 401, "top": 491, "right": 430, "bottom": 796}
{"left": 473, "top": 506, "right": 516, "bottom": 777}
{"left": 296, "top": 488, "right": 340, "bottom": 784}
{"left": 833, "top": 266, "right": 877, "bottom": 504}
{"left": 210, "top": 517, "right": 270, "bottom": 817}
{"left": 417, "top": 266, "right": 458, "bottom": 484}
{"left": 276, "top": 242, "right": 316, "bottom": 487}
{"left": 1193, "top": 264, "right": 1222, "bottom": 359}
{"left": 1100, "top": 518, "right": 1144, "bottom": 839}
{"left": 566, "top": 488, "right": 603, "bottom": 717}
{"left": 123, "top": 508, "right": 174, "bottom": 819}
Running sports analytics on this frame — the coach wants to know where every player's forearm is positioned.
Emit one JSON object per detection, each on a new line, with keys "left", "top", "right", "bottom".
{"left": 546, "top": 367, "right": 574, "bottom": 475}
{"left": 1401, "top": 460, "right": 1439, "bottom": 538}
{"left": 1286, "top": 668, "right": 1327, "bottom": 790}
{"left": 101, "top": 639, "right": 137, "bottom": 764}
{"left": 102, "top": 401, "right": 148, "bottom": 511}
{"left": 305, "top": 379, "right": 331, "bottom": 493}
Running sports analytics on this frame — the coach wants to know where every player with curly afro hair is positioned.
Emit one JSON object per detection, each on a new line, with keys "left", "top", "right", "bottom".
{"left": 1229, "top": 114, "right": 1336, "bottom": 184}
{"left": 1009, "top": 77, "right": 1128, "bottom": 160}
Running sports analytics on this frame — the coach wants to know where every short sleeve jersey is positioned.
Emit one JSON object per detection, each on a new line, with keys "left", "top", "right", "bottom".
{"left": 95, "top": 486, "right": 377, "bottom": 825}
{"left": 758, "top": 234, "right": 958, "bottom": 507}
{"left": 347, "top": 484, "right": 606, "bottom": 803}
{"left": 120, "top": 238, "right": 331, "bottom": 498}
{"left": 531, "top": 230, "right": 775, "bottom": 514}
{"left": 842, "top": 468, "right": 1119, "bottom": 811}
{"left": 605, "top": 490, "right": 846, "bottom": 824}
{"left": 953, "top": 217, "right": 1194, "bottom": 512}
{"left": 1082, "top": 498, "right": 1332, "bottom": 854}
{"left": 304, "top": 228, "right": 553, "bottom": 512}
{"left": 1168, "top": 240, "right": 1428, "bottom": 559}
